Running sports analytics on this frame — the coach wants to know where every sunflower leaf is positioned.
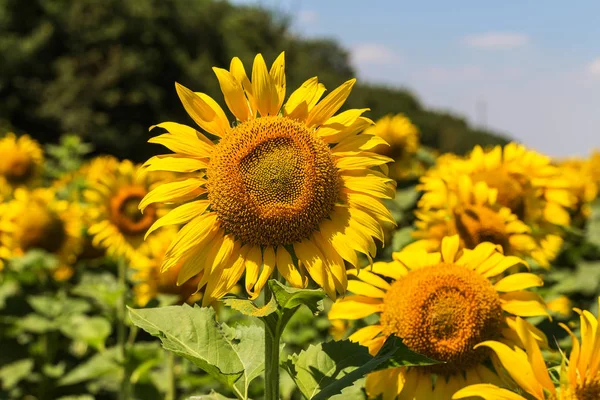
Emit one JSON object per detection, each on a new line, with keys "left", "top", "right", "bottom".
{"left": 284, "top": 336, "right": 439, "bottom": 400}
{"left": 128, "top": 304, "right": 264, "bottom": 399}
{"left": 222, "top": 295, "right": 278, "bottom": 317}
{"left": 268, "top": 280, "right": 326, "bottom": 314}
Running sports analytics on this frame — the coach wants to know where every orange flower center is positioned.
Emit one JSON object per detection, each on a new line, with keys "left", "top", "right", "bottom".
{"left": 109, "top": 186, "right": 157, "bottom": 236}
{"left": 472, "top": 170, "right": 525, "bottom": 218}
{"left": 454, "top": 205, "right": 510, "bottom": 252}
{"left": 18, "top": 205, "right": 67, "bottom": 253}
{"left": 380, "top": 263, "right": 503, "bottom": 375}
{"left": 574, "top": 377, "right": 600, "bottom": 400}
{"left": 207, "top": 116, "right": 339, "bottom": 247}
{"left": 2, "top": 151, "right": 35, "bottom": 184}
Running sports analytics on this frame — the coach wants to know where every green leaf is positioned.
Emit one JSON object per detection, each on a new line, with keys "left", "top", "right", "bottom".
{"left": 60, "top": 315, "right": 112, "bottom": 351}
{"left": 28, "top": 294, "right": 91, "bottom": 318}
{"left": 0, "top": 281, "right": 19, "bottom": 309}
{"left": 59, "top": 348, "right": 121, "bottom": 387}
{"left": 285, "top": 336, "right": 439, "bottom": 400}
{"left": 188, "top": 392, "right": 237, "bottom": 400}
{"left": 587, "top": 199, "right": 600, "bottom": 248}
{"left": 128, "top": 304, "right": 265, "bottom": 398}
{"left": 269, "top": 280, "right": 326, "bottom": 313}
{"left": 71, "top": 272, "right": 122, "bottom": 310}
{"left": 16, "top": 314, "right": 57, "bottom": 333}
{"left": 222, "top": 296, "right": 278, "bottom": 317}
{"left": 0, "top": 359, "right": 34, "bottom": 389}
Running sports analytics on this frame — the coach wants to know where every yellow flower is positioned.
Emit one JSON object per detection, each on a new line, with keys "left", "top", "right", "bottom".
{"left": 412, "top": 174, "right": 561, "bottom": 268}
{"left": 417, "top": 144, "right": 574, "bottom": 267}
{"left": 140, "top": 52, "right": 395, "bottom": 305}
{"left": 364, "top": 114, "right": 422, "bottom": 180}
{"left": 0, "top": 188, "right": 82, "bottom": 280}
{"left": 85, "top": 159, "right": 168, "bottom": 265}
{"left": 556, "top": 156, "right": 599, "bottom": 220}
{"left": 131, "top": 230, "right": 202, "bottom": 306}
{"left": 0, "top": 133, "right": 44, "bottom": 196}
{"left": 453, "top": 298, "right": 600, "bottom": 400}
{"left": 329, "top": 235, "right": 549, "bottom": 400}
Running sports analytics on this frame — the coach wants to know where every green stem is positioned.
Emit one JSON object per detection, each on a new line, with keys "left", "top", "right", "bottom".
{"left": 166, "top": 351, "right": 176, "bottom": 400}
{"left": 117, "top": 258, "right": 130, "bottom": 400}
{"left": 264, "top": 321, "right": 280, "bottom": 400}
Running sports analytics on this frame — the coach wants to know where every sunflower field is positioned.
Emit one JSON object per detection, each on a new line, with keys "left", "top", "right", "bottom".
{"left": 2, "top": 2, "right": 600, "bottom": 400}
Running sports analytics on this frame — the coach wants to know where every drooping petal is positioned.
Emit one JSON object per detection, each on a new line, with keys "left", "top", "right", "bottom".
{"left": 174, "top": 83, "right": 229, "bottom": 137}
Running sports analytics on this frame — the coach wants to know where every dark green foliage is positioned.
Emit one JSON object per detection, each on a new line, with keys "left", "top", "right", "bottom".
{"left": 0, "top": 0, "right": 508, "bottom": 162}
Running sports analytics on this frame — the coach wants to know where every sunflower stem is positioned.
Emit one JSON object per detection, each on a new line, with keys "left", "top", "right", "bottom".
{"left": 263, "top": 289, "right": 281, "bottom": 400}
{"left": 117, "top": 258, "right": 130, "bottom": 400}
{"left": 166, "top": 350, "right": 176, "bottom": 400}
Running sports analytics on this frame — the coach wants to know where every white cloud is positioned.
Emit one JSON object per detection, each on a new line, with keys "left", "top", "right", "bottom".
{"left": 297, "top": 10, "right": 318, "bottom": 25}
{"left": 462, "top": 32, "right": 529, "bottom": 50}
{"left": 587, "top": 57, "right": 600, "bottom": 76}
{"left": 351, "top": 43, "right": 400, "bottom": 66}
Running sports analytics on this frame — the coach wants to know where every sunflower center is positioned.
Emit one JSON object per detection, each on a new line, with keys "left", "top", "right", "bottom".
{"left": 19, "top": 205, "right": 67, "bottom": 253}
{"left": 455, "top": 205, "right": 510, "bottom": 251}
{"left": 380, "top": 263, "right": 503, "bottom": 375}
{"left": 575, "top": 377, "right": 600, "bottom": 400}
{"left": 109, "top": 186, "right": 157, "bottom": 236}
{"left": 472, "top": 170, "right": 525, "bottom": 218}
{"left": 3, "top": 152, "right": 35, "bottom": 184}
{"left": 207, "top": 116, "right": 340, "bottom": 247}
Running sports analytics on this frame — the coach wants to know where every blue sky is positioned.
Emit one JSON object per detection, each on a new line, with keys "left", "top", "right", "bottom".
{"left": 234, "top": 0, "right": 599, "bottom": 157}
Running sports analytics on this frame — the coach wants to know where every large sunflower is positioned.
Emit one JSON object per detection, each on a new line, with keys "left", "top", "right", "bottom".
{"left": 131, "top": 230, "right": 201, "bottom": 306}
{"left": 0, "top": 188, "right": 82, "bottom": 280}
{"left": 0, "top": 133, "right": 44, "bottom": 196}
{"left": 329, "top": 235, "right": 549, "bottom": 399}
{"left": 140, "top": 52, "right": 395, "bottom": 305}
{"left": 85, "top": 159, "right": 168, "bottom": 265}
{"left": 417, "top": 144, "right": 574, "bottom": 267}
{"left": 454, "top": 298, "right": 600, "bottom": 400}
{"left": 412, "top": 174, "right": 561, "bottom": 268}
{"left": 364, "top": 114, "right": 422, "bottom": 180}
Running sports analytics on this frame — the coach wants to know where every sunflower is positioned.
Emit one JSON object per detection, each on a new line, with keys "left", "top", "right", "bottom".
{"left": 364, "top": 114, "right": 423, "bottom": 180}
{"left": 329, "top": 235, "right": 549, "bottom": 399}
{"left": 454, "top": 298, "right": 600, "bottom": 400}
{"left": 412, "top": 174, "right": 560, "bottom": 268}
{"left": 0, "top": 133, "right": 44, "bottom": 196}
{"left": 139, "top": 52, "right": 395, "bottom": 305}
{"left": 85, "top": 159, "right": 168, "bottom": 265}
{"left": 0, "top": 188, "right": 82, "bottom": 280}
{"left": 417, "top": 144, "right": 574, "bottom": 267}
{"left": 556, "top": 156, "right": 599, "bottom": 220}
{"left": 131, "top": 230, "right": 202, "bottom": 306}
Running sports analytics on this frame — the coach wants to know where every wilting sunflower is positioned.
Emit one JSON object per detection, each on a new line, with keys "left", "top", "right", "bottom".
{"left": 0, "top": 133, "right": 44, "bottom": 196}
{"left": 329, "top": 235, "right": 549, "bottom": 399}
{"left": 412, "top": 174, "right": 561, "bottom": 268}
{"left": 140, "top": 52, "right": 395, "bottom": 305}
{"left": 132, "top": 230, "right": 201, "bottom": 306}
{"left": 418, "top": 144, "right": 573, "bottom": 267}
{"left": 85, "top": 159, "right": 168, "bottom": 265}
{"left": 0, "top": 188, "right": 82, "bottom": 280}
{"left": 454, "top": 298, "right": 600, "bottom": 400}
{"left": 364, "top": 114, "right": 423, "bottom": 180}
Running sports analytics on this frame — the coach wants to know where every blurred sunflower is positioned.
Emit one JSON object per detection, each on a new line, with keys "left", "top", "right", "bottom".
{"left": 140, "top": 52, "right": 395, "bottom": 305}
{"left": 454, "top": 298, "right": 600, "bottom": 400}
{"left": 329, "top": 235, "right": 549, "bottom": 399}
{"left": 0, "top": 188, "right": 82, "bottom": 280}
{"left": 556, "top": 156, "right": 599, "bottom": 220}
{"left": 412, "top": 174, "right": 561, "bottom": 268}
{"left": 364, "top": 114, "right": 423, "bottom": 180}
{"left": 85, "top": 159, "right": 168, "bottom": 265}
{"left": 0, "top": 133, "right": 44, "bottom": 196}
{"left": 131, "top": 230, "right": 201, "bottom": 306}
{"left": 417, "top": 143, "right": 574, "bottom": 267}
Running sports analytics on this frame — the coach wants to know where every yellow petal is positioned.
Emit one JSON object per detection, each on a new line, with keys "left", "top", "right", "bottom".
{"left": 335, "top": 153, "right": 393, "bottom": 170}
{"left": 145, "top": 200, "right": 210, "bottom": 239}
{"left": 250, "top": 246, "right": 276, "bottom": 299}
{"left": 347, "top": 280, "right": 385, "bottom": 298}
{"left": 500, "top": 291, "right": 549, "bottom": 318}
{"left": 284, "top": 77, "right": 323, "bottom": 120}
{"left": 150, "top": 122, "right": 214, "bottom": 146}
{"left": 441, "top": 235, "right": 460, "bottom": 263}
{"left": 494, "top": 273, "right": 543, "bottom": 292}
{"left": 143, "top": 155, "right": 208, "bottom": 173}
{"left": 148, "top": 133, "right": 212, "bottom": 158}
{"left": 139, "top": 178, "right": 205, "bottom": 211}
{"left": 269, "top": 52, "right": 286, "bottom": 112}
{"left": 452, "top": 384, "right": 527, "bottom": 400}
{"left": 328, "top": 296, "right": 383, "bottom": 320}
{"left": 244, "top": 246, "right": 262, "bottom": 296}
{"left": 276, "top": 246, "right": 307, "bottom": 288}
{"left": 213, "top": 67, "right": 251, "bottom": 122}
{"left": 174, "top": 82, "right": 229, "bottom": 137}
{"left": 230, "top": 57, "right": 256, "bottom": 116}
{"left": 251, "top": 54, "right": 275, "bottom": 117}
{"left": 294, "top": 238, "right": 335, "bottom": 298}
{"left": 345, "top": 192, "right": 395, "bottom": 225}
{"left": 306, "top": 79, "right": 357, "bottom": 128}
{"left": 515, "top": 317, "right": 555, "bottom": 394}
{"left": 316, "top": 108, "right": 370, "bottom": 138}
{"left": 348, "top": 325, "right": 383, "bottom": 344}
{"left": 164, "top": 213, "right": 218, "bottom": 273}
